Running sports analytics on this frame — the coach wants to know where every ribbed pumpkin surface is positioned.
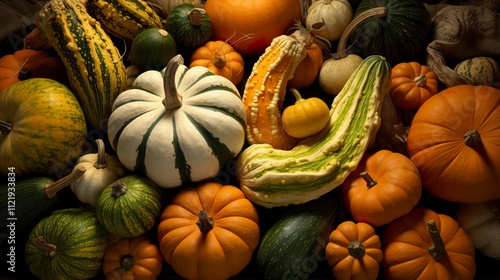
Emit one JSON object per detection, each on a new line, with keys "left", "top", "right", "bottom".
{"left": 25, "top": 208, "right": 117, "bottom": 280}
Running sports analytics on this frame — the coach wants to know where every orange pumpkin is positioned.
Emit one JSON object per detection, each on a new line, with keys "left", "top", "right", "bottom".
{"left": 157, "top": 181, "right": 260, "bottom": 280}
{"left": 204, "top": 0, "right": 302, "bottom": 57}
{"left": 0, "top": 49, "right": 68, "bottom": 91}
{"left": 381, "top": 208, "right": 476, "bottom": 280}
{"left": 189, "top": 40, "right": 245, "bottom": 85}
{"left": 326, "top": 221, "right": 383, "bottom": 280}
{"left": 389, "top": 61, "right": 438, "bottom": 110}
{"left": 342, "top": 149, "right": 422, "bottom": 227}
{"left": 103, "top": 236, "right": 163, "bottom": 280}
{"left": 407, "top": 85, "right": 500, "bottom": 203}
{"left": 288, "top": 39, "right": 324, "bottom": 89}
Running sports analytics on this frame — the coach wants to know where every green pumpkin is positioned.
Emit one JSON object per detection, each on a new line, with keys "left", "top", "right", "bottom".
{"left": 350, "top": 0, "right": 431, "bottom": 65}
{"left": 130, "top": 27, "right": 178, "bottom": 71}
{"left": 165, "top": 3, "right": 213, "bottom": 49}
{"left": 0, "top": 78, "right": 87, "bottom": 177}
{"left": 96, "top": 174, "right": 162, "bottom": 238}
{"left": 0, "top": 167, "right": 86, "bottom": 244}
{"left": 25, "top": 208, "right": 118, "bottom": 280}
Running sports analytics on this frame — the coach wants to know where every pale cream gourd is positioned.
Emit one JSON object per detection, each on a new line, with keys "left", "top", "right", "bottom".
{"left": 455, "top": 199, "right": 500, "bottom": 260}
{"left": 70, "top": 139, "right": 128, "bottom": 206}
{"left": 305, "top": 0, "right": 353, "bottom": 42}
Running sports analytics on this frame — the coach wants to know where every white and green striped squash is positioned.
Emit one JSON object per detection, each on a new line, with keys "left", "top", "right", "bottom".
{"left": 25, "top": 208, "right": 118, "bottom": 280}
{"left": 96, "top": 174, "right": 162, "bottom": 238}
{"left": 37, "top": 0, "right": 128, "bottom": 129}
{"left": 107, "top": 54, "right": 247, "bottom": 188}
{"left": 237, "top": 55, "right": 391, "bottom": 208}
{"left": 454, "top": 56, "right": 500, "bottom": 87}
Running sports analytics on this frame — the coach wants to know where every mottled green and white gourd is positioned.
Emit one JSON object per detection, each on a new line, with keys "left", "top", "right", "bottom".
{"left": 237, "top": 55, "right": 391, "bottom": 208}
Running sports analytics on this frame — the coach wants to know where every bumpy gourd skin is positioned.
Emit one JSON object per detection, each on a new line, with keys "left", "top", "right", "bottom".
{"left": 237, "top": 55, "right": 391, "bottom": 208}
{"left": 242, "top": 33, "right": 307, "bottom": 150}
{"left": 37, "top": 0, "right": 127, "bottom": 129}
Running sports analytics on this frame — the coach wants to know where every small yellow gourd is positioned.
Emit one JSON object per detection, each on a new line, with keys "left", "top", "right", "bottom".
{"left": 282, "top": 88, "right": 330, "bottom": 138}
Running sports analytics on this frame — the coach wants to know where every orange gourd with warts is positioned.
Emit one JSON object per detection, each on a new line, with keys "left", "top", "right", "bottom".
{"left": 241, "top": 29, "right": 309, "bottom": 150}
{"left": 189, "top": 40, "right": 245, "bottom": 85}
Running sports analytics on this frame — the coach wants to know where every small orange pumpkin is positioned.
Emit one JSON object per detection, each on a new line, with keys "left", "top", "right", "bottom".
{"left": 342, "top": 149, "right": 422, "bottom": 227}
{"left": 288, "top": 39, "right": 324, "bottom": 89}
{"left": 0, "top": 49, "right": 68, "bottom": 91}
{"left": 189, "top": 40, "right": 245, "bottom": 85}
{"left": 326, "top": 221, "right": 383, "bottom": 280}
{"left": 407, "top": 84, "right": 500, "bottom": 203}
{"left": 381, "top": 208, "right": 476, "bottom": 280}
{"left": 157, "top": 181, "right": 260, "bottom": 280}
{"left": 389, "top": 61, "right": 438, "bottom": 110}
{"left": 103, "top": 236, "right": 163, "bottom": 280}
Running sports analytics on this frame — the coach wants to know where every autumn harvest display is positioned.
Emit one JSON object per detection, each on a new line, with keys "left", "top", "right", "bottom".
{"left": 1, "top": 0, "right": 500, "bottom": 279}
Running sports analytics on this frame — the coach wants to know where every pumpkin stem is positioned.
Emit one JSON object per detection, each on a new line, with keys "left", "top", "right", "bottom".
{"left": 334, "top": 7, "right": 388, "bottom": 57}
{"left": 463, "top": 129, "right": 481, "bottom": 147}
{"left": 196, "top": 210, "right": 214, "bottom": 232}
{"left": 111, "top": 181, "right": 128, "bottom": 198}
{"left": 94, "top": 139, "right": 109, "bottom": 169}
{"left": 414, "top": 74, "right": 427, "bottom": 87}
{"left": 289, "top": 87, "right": 305, "bottom": 103}
{"left": 347, "top": 240, "right": 366, "bottom": 259}
{"left": 360, "top": 171, "right": 377, "bottom": 188}
{"left": 45, "top": 165, "right": 86, "bottom": 199}
{"left": 0, "top": 120, "right": 12, "bottom": 135}
{"left": 18, "top": 66, "right": 32, "bottom": 80}
{"left": 426, "top": 220, "right": 448, "bottom": 260}
{"left": 33, "top": 236, "right": 57, "bottom": 258}
{"left": 163, "top": 54, "right": 184, "bottom": 110}
{"left": 188, "top": 8, "right": 206, "bottom": 26}
{"left": 121, "top": 255, "right": 136, "bottom": 271}
{"left": 212, "top": 55, "right": 227, "bottom": 68}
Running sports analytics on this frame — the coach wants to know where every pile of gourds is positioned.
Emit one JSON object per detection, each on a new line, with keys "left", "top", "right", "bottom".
{"left": 1, "top": 0, "right": 499, "bottom": 279}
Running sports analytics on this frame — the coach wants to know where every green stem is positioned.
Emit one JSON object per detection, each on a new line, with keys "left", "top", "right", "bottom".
{"left": 45, "top": 165, "right": 86, "bottom": 198}
{"left": 347, "top": 241, "right": 366, "bottom": 259}
{"left": 93, "top": 139, "right": 108, "bottom": 169}
{"left": 34, "top": 236, "right": 57, "bottom": 258}
{"left": 196, "top": 210, "right": 214, "bottom": 232}
{"left": 427, "top": 220, "right": 447, "bottom": 260}
{"left": 163, "top": 54, "right": 184, "bottom": 110}
{"left": 121, "top": 255, "right": 136, "bottom": 271}
{"left": 360, "top": 171, "right": 377, "bottom": 188}
{"left": 0, "top": 120, "right": 12, "bottom": 135}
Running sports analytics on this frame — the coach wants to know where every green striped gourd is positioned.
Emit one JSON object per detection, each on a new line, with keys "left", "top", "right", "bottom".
{"left": 96, "top": 174, "right": 162, "bottom": 238}
{"left": 25, "top": 208, "right": 118, "bottom": 280}
{"left": 37, "top": 0, "right": 128, "bottom": 129}
{"left": 454, "top": 56, "right": 500, "bottom": 87}
{"left": 0, "top": 167, "right": 86, "bottom": 244}
{"left": 107, "top": 55, "right": 247, "bottom": 188}
{"left": 237, "top": 55, "right": 391, "bottom": 208}
{"left": 87, "top": 0, "right": 164, "bottom": 41}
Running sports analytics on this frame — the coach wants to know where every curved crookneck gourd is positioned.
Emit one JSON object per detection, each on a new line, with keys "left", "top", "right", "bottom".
{"left": 237, "top": 55, "right": 391, "bottom": 208}
{"left": 242, "top": 29, "right": 309, "bottom": 150}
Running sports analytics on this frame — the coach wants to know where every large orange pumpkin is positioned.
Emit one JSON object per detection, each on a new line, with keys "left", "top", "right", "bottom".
{"left": 381, "top": 208, "right": 476, "bottom": 280}
{"left": 407, "top": 85, "right": 500, "bottom": 203}
{"left": 157, "top": 181, "right": 260, "bottom": 280}
{"left": 342, "top": 149, "right": 422, "bottom": 227}
{"left": 204, "top": 0, "right": 302, "bottom": 57}
{"left": 0, "top": 49, "right": 68, "bottom": 91}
